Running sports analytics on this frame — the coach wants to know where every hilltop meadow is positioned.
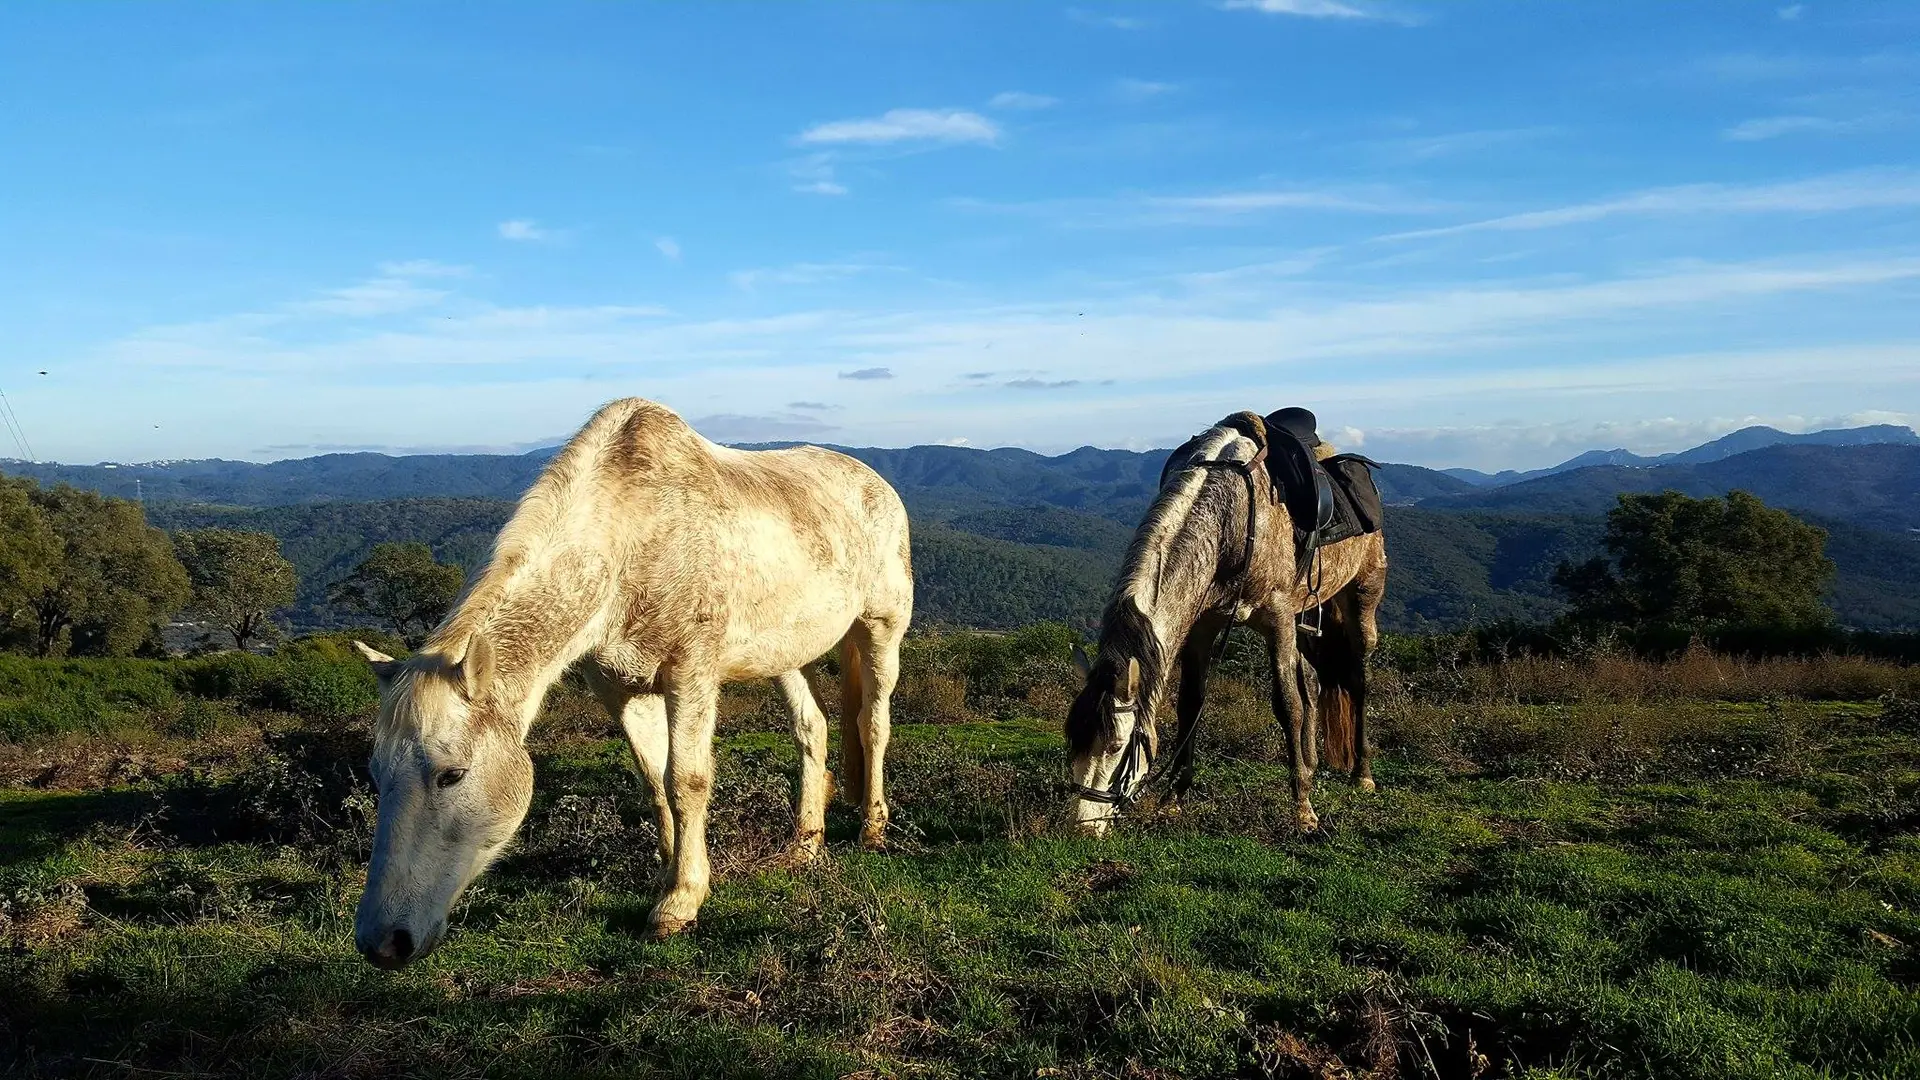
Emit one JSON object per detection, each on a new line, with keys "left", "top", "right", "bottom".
{"left": 4, "top": 629, "right": 1919, "bottom": 1079}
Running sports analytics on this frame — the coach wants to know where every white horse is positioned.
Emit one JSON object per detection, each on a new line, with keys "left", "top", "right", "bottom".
{"left": 351, "top": 397, "right": 913, "bottom": 968}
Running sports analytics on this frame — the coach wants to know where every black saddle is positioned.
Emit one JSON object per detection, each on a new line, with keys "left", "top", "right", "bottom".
{"left": 1261, "top": 409, "right": 1383, "bottom": 583}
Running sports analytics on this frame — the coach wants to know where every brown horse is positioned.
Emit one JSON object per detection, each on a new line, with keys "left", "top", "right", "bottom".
{"left": 1066, "top": 411, "right": 1387, "bottom": 835}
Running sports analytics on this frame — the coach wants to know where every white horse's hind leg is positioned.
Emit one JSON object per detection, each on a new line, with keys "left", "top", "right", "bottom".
{"left": 851, "top": 616, "right": 903, "bottom": 850}
{"left": 651, "top": 678, "right": 719, "bottom": 937}
{"left": 618, "top": 693, "right": 674, "bottom": 867}
{"left": 777, "top": 669, "right": 829, "bottom": 862}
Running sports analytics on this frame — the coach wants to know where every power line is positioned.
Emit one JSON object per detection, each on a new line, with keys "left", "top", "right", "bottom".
{"left": 0, "top": 387, "right": 31, "bottom": 461}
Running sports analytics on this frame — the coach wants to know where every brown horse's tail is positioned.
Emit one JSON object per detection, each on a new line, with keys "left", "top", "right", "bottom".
{"left": 838, "top": 637, "right": 868, "bottom": 805}
{"left": 1319, "top": 676, "right": 1356, "bottom": 773}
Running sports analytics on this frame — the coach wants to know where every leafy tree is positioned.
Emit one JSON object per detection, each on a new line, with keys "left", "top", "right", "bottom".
{"left": 173, "top": 528, "right": 298, "bottom": 651}
{"left": 1553, "top": 490, "right": 1834, "bottom": 630}
{"left": 0, "top": 478, "right": 59, "bottom": 640}
{"left": 24, "top": 483, "right": 191, "bottom": 657}
{"left": 328, "top": 541, "right": 465, "bottom": 644}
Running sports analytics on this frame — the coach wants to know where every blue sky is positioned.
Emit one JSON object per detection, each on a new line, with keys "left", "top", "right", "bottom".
{"left": 3, "top": 2, "right": 1917, "bottom": 470}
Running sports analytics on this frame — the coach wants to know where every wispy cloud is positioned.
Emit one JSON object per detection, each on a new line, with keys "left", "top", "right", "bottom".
{"left": 1721, "top": 113, "right": 1890, "bottom": 140}
{"left": 1380, "top": 126, "right": 1559, "bottom": 160}
{"left": 1219, "top": 0, "right": 1373, "bottom": 19}
{"left": 1069, "top": 8, "right": 1150, "bottom": 30}
{"left": 796, "top": 108, "right": 1000, "bottom": 146}
{"left": 654, "top": 236, "right": 682, "bottom": 261}
{"left": 1005, "top": 377, "right": 1083, "bottom": 390}
{"left": 957, "top": 184, "right": 1440, "bottom": 227}
{"left": 497, "top": 219, "right": 550, "bottom": 242}
{"left": 989, "top": 90, "right": 1060, "bottom": 110}
{"left": 691, "top": 412, "right": 838, "bottom": 443}
{"left": 786, "top": 153, "right": 850, "bottom": 196}
{"left": 1778, "top": 4, "right": 1805, "bottom": 20}
{"left": 1114, "top": 78, "right": 1178, "bottom": 102}
{"left": 840, "top": 367, "right": 895, "bottom": 381}
{"left": 1382, "top": 168, "right": 1920, "bottom": 240}
{"left": 788, "top": 400, "right": 839, "bottom": 411}
{"left": 377, "top": 260, "right": 472, "bottom": 279}
{"left": 730, "top": 261, "right": 897, "bottom": 292}
{"left": 296, "top": 276, "right": 450, "bottom": 318}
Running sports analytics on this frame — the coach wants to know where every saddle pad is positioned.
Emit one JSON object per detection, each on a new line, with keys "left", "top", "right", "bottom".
{"left": 1319, "top": 454, "right": 1384, "bottom": 540}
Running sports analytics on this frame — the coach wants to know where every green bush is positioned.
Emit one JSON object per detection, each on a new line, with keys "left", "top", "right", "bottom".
{"left": 0, "top": 684, "right": 127, "bottom": 741}
{"left": 275, "top": 628, "right": 410, "bottom": 665}
{"left": 174, "top": 651, "right": 279, "bottom": 704}
{"left": 269, "top": 659, "right": 379, "bottom": 721}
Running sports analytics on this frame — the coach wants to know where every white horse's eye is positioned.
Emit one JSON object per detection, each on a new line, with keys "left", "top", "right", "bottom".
{"left": 436, "top": 768, "right": 469, "bottom": 789}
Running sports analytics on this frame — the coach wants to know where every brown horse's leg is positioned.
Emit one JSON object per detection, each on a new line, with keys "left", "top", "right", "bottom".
{"left": 1169, "top": 622, "right": 1220, "bottom": 805}
{"left": 1265, "top": 624, "right": 1318, "bottom": 832}
{"left": 1347, "top": 559, "right": 1387, "bottom": 791}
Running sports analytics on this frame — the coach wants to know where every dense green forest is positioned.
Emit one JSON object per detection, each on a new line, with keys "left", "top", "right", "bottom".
{"left": 14, "top": 433, "right": 1920, "bottom": 635}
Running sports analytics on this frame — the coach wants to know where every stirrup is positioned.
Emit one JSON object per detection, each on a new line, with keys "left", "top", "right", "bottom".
{"left": 1297, "top": 603, "right": 1324, "bottom": 636}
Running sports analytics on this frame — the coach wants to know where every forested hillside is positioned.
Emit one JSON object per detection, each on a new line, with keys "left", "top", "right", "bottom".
{"left": 19, "top": 435, "right": 1920, "bottom": 633}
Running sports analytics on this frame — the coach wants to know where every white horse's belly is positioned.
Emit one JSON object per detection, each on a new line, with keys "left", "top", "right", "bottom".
{"left": 711, "top": 515, "right": 867, "bottom": 680}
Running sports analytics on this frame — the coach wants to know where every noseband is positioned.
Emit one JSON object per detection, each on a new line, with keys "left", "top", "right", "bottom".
{"left": 1069, "top": 441, "right": 1268, "bottom": 812}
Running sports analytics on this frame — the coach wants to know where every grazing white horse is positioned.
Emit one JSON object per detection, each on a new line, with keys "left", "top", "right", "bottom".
{"left": 351, "top": 397, "right": 913, "bottom": 968}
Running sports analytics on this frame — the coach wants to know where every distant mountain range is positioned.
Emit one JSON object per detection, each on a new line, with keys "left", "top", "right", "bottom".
{"left": 1441, "top": 424, "right": 1920, "bottom": 487}
{"left": 9, "top": 423, "right": 1920, "bottom": 632}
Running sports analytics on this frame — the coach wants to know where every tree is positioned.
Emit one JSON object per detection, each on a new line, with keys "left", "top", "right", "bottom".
{"left": 25, "top": 483, "right": 191, "bottom": 657}
{"left": 0, "top": 478, "right": 59, "bottom": 643}
{"left": 173, "top": 528, "right": 298, "bottom": 651}
{"left": 1553, "top": 489, "right": 1834, "bottom": 630}
{"left": 329, "top": 541, "right": 465, "bottom": 644}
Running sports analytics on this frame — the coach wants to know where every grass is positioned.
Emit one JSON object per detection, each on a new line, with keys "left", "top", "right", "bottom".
{"left": 2, "top": 645, "right": 1919, "bottom": 1078}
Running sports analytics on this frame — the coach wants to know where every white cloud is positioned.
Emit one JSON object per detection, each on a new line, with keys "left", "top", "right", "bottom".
{"left": 655, "top": 236, "right": 682, "bottom": 261}
{"left": 1382, "top": 168, "right": 1920, "bottom": 240}
{"left": 1114, "top": 78, "right": 1178, "bottom": 101}
{"left": 295, "top": 276, "right": 450, "bottom": 317}
{"left": 956, "top": 185, "right": 1440, "bottom": 226}
{"left": 1721, "top": 113, "right": 1885, "bottom": 140}
{"left": 53, "top": 251, "right": 1920, "bottom": 465}
{"left": 1068, "top": 8, "right": 1149, "bottom": 30}
{"left": 729, "top": 261, "right": 897, "bottom": 292}
{"left": 989, "top": 91, "right": 1060, "bottom": 110}
{"left": 796, "top": 108, "right": 1000, "bottom": 146}
{"left": 377, "top": 259, "right": 472, "bottom": 279}
{"left": 497, "top": 219, "right": 550, "bottom": 242}
{"left": 1220, "top": 0, "right": 1372, "bottom": 18}
{"left": 1379, "top": 126, "right": 1559, "bottom": 160}
{"left": 1778, "top": 4, "right": 1804, "bottom": 20}
{"left": 787, "top": 153, "right": 850, "bottom": 196}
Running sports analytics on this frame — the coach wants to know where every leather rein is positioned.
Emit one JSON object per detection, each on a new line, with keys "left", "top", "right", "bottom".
{"left": 1069, "top": 444, "right": 1269, "bottom": 810}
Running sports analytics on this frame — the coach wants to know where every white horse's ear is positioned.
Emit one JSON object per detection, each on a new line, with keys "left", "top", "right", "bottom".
{"left": 453, "top": 633, "right": 495, "bottom": 700}
{"left": 1120, "top": 657, "right": 1141, "bottom": 706}
{"left": 352, "top": 640, "right": 399, "bottom": 684}
{"left": 1071, "top": 644, "right": 1093, "bottom": 683}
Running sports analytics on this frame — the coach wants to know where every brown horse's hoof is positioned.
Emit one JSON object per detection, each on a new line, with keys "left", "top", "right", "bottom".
{"left": 1357, "top": 777, "right": 1377, "bottom": 793}
{"left": 1296, "top": 806, "right": 1321, "bottom": 833}
{"left": 859, "top": 823, "right": 889, "bottom": 851}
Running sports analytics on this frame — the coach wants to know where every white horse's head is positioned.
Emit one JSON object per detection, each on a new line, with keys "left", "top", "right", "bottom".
{"left": 351, "top": 637, "right": 532, "bottom": 969}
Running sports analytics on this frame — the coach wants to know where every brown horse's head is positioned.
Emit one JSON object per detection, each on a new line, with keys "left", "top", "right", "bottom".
{"left": 351, "top": 636, "right": 533, "bottom": 969}
{"left": 1064, "top": 599, "right": 1166, "bottom": 836}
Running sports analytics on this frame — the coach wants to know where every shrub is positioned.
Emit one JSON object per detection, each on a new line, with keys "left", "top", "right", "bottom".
{"left": 175, "top": 651, "right": 279, "bottom": 704}
{"left": 275, "top": 628, "right": 410, "bottom": 665}
{"left": 268, "top": 660, "right": 379, "bottom": 721}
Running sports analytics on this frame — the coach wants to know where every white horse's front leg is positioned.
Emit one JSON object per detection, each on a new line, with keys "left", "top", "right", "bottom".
{"left": 777, "top": 669, "right": 829, "bottom": 863}
{"left": 618, "top": 693, "right": 674, "bottom": 869}
{"left": 651, "top": 678, "right": 719, "bottom": 937}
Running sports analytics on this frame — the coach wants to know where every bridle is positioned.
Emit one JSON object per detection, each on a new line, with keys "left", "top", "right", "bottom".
{"left": 1068, "top": 441, "right": 1269, "bottom": 813}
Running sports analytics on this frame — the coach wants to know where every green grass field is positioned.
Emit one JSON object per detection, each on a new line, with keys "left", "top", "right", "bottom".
{"left": 3, "top": 655, "right": 1919, "bottom": 1078}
